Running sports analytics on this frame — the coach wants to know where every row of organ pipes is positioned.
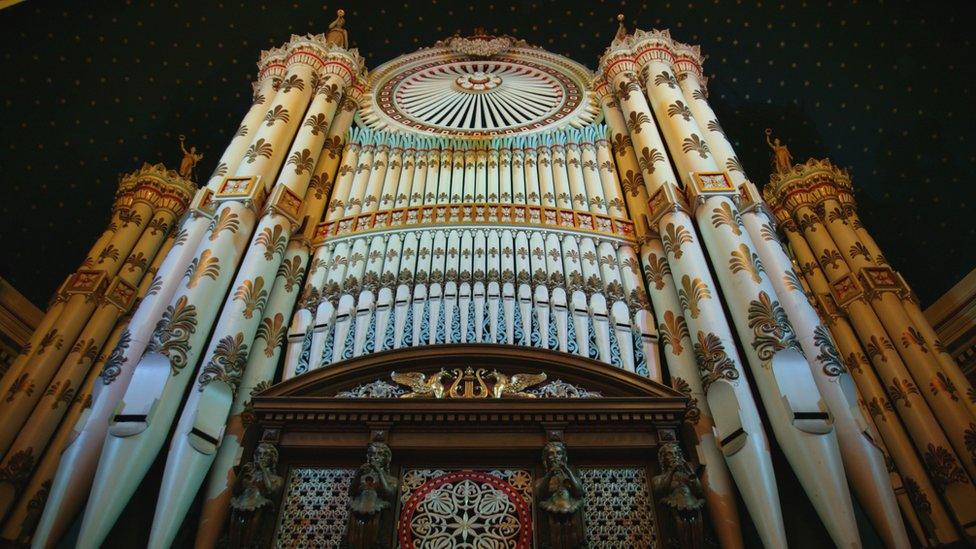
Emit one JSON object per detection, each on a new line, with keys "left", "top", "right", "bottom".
{"left": 0, "top": 22, "right": 969, "bottom": 549}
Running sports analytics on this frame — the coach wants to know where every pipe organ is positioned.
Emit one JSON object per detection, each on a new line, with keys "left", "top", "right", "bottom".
{"left": 1, "top": 12, "right": 973, "bottom": 549}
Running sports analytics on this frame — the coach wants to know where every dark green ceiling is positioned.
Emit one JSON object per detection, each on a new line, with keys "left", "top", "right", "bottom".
{"left": 1, "top": 1, "right": 973, "bottom": 309}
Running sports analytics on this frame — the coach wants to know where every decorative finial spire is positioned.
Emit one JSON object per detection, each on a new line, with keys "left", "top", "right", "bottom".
{"left": 614, "top": 14, "right": 628, "bottom": 42}
{"left": 326, "top": 8, "right": 348, "bottom": 48}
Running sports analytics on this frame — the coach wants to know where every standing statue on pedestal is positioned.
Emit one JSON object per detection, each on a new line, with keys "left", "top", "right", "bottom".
{"left": 178, "top": 135, "right": 204, "bottom": 179}
{"left": 652, "top": 442, "right": 705, "bottom": 549}
{"left": 765, "top": 128, "right": 793, "bottom": 174}
{"left": 228, "top": 443, "right": 284, "bottom": 548}
{"left": 346, "top": 441, "right": 397, "bottom": 548}
{"left": 326, "top": 9, "right": 348, "bottom": 48}
{"left": 534, "top": 441, "right": 587, "bottom": 548}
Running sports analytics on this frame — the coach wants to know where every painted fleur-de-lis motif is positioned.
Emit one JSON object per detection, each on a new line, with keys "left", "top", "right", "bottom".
{"left": 826, "top": 207, "right": 848, "bottom": 225}
{"left": 308, "top": 173, "right": 330, "bottom": 200}
{"left": 654, "top": 71, "right": 678, "bottom": 89}
{"left": 616, "top": 78, "right": 640, "bottom": 101}
{"left": 659, "top": 310, "right": 690, "bottom": 355}
{"left": 234, "top": 124, "right": 248, "bottom": 138}
{"left": 643, "top": 252, "right": 671, "bottom": 290}
{"left": 725, "top": 156, "right": 744, "bottom": 174}
{"left": 818, "top": 248, "right": 844, "bottom": 270}
{"left": 263, "top": 105, "right": 290, "bottom": 126}
{"left": 303, "top": 113, "right": 330, "bottom": 135}
{"left": 198, "top": 333, "right": 250, "bottom": 393}
{"left": 813, "top": 325, "right": 846, "bottom": 377}
{"left": 678, "top": 275, "right": 710, "bottom": 319}
{"left": 185, "top": 249, "right": 221, "bottom": 289}
{"left": 286, "top": 148, "right": 315, "bottom": 175}
{"left": 44, "top": 379, "right": 75, "bottom": 410}
{"left": 254, "top": 313, "right": 287, "bottom": 358}
{"left": 627, "top": 111, "right": 651, "bottom": 134}
{"left": 729, "top": 244, "right": 765, "bottom": 284}
{"left": 705, "top": 118, "right": 726, "bottom": 137}
{"left": 253, "top": 93, "right": 266, "bottom": 105}
{"left": 147, "top": 216, "right": 169, "bottom": 235}
{"left": 757, "top": 223, "right": 776, "bottom": 243}
{"left": 849, "top": 242, "right": 873, "bottom": 262}
{"left": 638, "top": 147, "right": 664, "bottom": 174}
{"left": 930, "top": 372, "right": 960, "bottom": 401}
{"left": 276, "top": 256, "right": 304, "bottom": 293}
{"left": 901, "top": 326, "right": 927, "bottom": 352}
{"left": 782, "top": 270, "right": 804, "bottom": 293}
{"left": 254, "top": 224, "right": 287, "bottom": 261}
{"left": 209, "top": 208, "right": 240, "bottom": 240}
{"left": 747, "top": 290, "right": 795, "bottom": 360}
{"left": 581, "top": 250, "right": 597, "bottom": 265}
{"left": 710, "top": 202, "right": 743, "bottom": 235}
{"left": 694, "top": 331, "right": 739, "bottom": 390}
{"left": 681, "top": 134, "right": 710, "bottom": 159}
{"left": 662, "top": 223, "right": 693, "bottom": 259}
{"left": 611, "top": 133, "right": 632, "bottom": 154}
{"left": 151, "top": 295, "right": 198, "bottom": 373}
{"left": 318, "top": 82, "right": 342, "bottom": 103}
{"left": 118, "top": 208, "right": 143, "bottom": 227}
{"left": 923, "top": 444, "right": 969, "bottom": 488}
{"left": 865, "top": 334, "right": 895, "bottom": 364}
{"left": 599, "top": 254, "right": 617, "bottom": 269}
{"left": 124, "top": 252, "right": 148, "bottom": 273}
{"left": 667, "top": 100, "right": 693, "bottom": 121}
{"left": 244, "top": 138, "right": 273, "bottom": 163}
{"left": 211, "top": 162, "right": 229, "bottom": 179}
{"left": 146, "top": 275, "right": 164, "bottom": 297}
{"left": 5, "top": 373, "right": 34, "bottom": 402}
{"left": 691, "top": 88, "right": 707, "bottom": 101}
{"left": 618, "top": 169, "right": 644, "bottom": 197}
{"left": 98, "top": 244, "right": 120, "bottom": 264}
{"left": 234, "top": 277, "right": 268, "bottom": 319}
{"left": 277, "top": 74, "right": 304, "bottom": 93}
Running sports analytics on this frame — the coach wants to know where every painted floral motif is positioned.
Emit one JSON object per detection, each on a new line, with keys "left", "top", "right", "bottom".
{"left": 5, "top": 373, "right": 35, "bottom": 403}
{"left": 710, "top": 202, "right": 742, "bottom": 236}
{"left": 672, "top": 377, "right": 701, "bottom": 425}
{"left": 638, "top": 146, "right": 664, "bottom": 175}
{"left": 887, "top": 377, "right": 920, "bottom": 408}
{"left": 244, "top": 138, "right": 273, "bottom": 163}
{"left": 151, "top": 295, "right": 198, "bottom": 374}
{"left": 813, "top": 325, "right": 845, "bottom": 377}
{"left": 930, "top": 372, "right": 960, "bottom": 401}
{"left": 627, "top": 111, "right": 651, "bottom": 134}
{"left": 667, "top": 100, "right": 693, "bottom": 121}
{"left": 303, "top": 113, "right": 330, "bottom": 135}
{"left": 678, "top": 275, "right": 710, "bottom": 319}
{"left": 662, "top": 223, "right": 693, "bottom": 259}
{"left": 276, "top": 256, "right": 305, "bottom": 292}
{"left": 100, "top": 328, "right": 131, "bottom": 385}
{"left": 681, "top": 134, "right": 710, "bottom": 158}
{"left": 198, "top": 332, "right": 249, "bottom": 393}
{"left": 643, "top": 252, "right": 671, "bottom": 290}
{"left": 255, "top": 225, "right": 287, "bottom": 261}
{"left": 209, "top": 208, "right": 240, "bottom": 240}
{"left": 747, "top": 291, "right": 795, "bottom": 360}
{"left": 694, "top": 331, "right": 739, "bottom": 390}
{"left": 234, "top": 277, "right": 269, "bottom": 319}
{"left": 729, "top": 243, "right": 765, "bottom": 284}
{"left": 286, "top": 148, "right": 315, "bottom": 175}
{"left": 653, "top": 71, "right": 678, "bottom": 89}
{"left": 256, "top": 313, "right": 287, "bottom": 358}
{"left": 659, "top": 310, "right": 689, "bottom": 356}
{"left": 923, "top": 444, "right": 969, "bottom": 488}
{"left": 901, "top": 327, "right": 927, "bottom": 352}
{"left": 865, "top": 335, "right": 895, "bottom": 364}
{"left": 184, "top": 249, "right": 221, "bottom": 289}
{"left": 782, "top": 270, "right": 804, "bottom": 292}
{"left": 0, "top": 449, "right": 35, "bottom": 489}
{"left": 277, "top": 74, "right": 305, "bottom": 93}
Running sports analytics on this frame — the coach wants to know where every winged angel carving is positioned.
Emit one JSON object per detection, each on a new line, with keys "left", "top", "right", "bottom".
{"left": 390, "top": 369, "right": 449, "bottom": 398}
{"left": 488, "top": 370, "right": 548, "bottom": 398}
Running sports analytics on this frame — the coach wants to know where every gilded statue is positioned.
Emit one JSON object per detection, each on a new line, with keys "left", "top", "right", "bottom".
{"left": 325, "top": 9, "right": 348, "bottom": 48}
{"left": 178, "top": 135, "right": 204, "bottom": 179}
{"left": 765, "top": 128, "right": 793, "bottom": 174}
{"left": 228, "top": 443, "right": 284, "bottom": 548}
{"left": 534, "top": 441, "right": 587, "bottom": 548}
{"left": 652, "top": 442, "right": 705, "bottom": 549}
{"left": 390, "top": 369, "right": 448, "bottom": 398}
{"left": 346, "top": 441, "right": 398, "bottom": 548}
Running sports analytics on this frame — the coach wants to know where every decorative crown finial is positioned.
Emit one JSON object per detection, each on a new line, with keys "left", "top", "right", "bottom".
{"left": 614, "top": 14, "right": 627, "bottom": 42}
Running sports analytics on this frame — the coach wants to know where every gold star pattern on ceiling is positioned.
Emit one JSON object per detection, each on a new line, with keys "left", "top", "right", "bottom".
{"left": 0, "top": 1, "right": 972, "bottom": 308}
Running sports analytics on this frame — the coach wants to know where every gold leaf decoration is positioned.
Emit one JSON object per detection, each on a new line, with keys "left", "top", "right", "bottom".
{"left": 678, "top": 275, "right": 710, "bottom": 319}
{"left": 659, "top": 310, "right": 690, "bottom": 355}
{"left": 729, "top": 243, "right": 765, "bottom": 284}
{"left": 254, "top": 224, "right": 287, "bottom": 261}
{"left": 256, "top": 313, "right": 287, "bottom": 357}
{"left": 184, "top": 249, "right": 221, "bottom": 289}
{"left": 234, "top": 277, "right": 268, "bottom": 319}
{"left": 662, "top": 223, "right": 693, "bottom": 259}
{"left": 209, "top": 208, "right": 240, "bottom": 241}
{"left": 710, "top": 202, "right": 742, "bottom": 235}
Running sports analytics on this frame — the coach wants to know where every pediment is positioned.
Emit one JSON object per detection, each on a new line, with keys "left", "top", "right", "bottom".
{"left": 263, "top": 344, "right": 683, "bottom": 400}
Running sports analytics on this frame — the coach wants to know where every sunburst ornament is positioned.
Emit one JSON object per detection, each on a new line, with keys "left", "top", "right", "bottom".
{"left": 359, "top": 35, "right": 600, "bottom": 138}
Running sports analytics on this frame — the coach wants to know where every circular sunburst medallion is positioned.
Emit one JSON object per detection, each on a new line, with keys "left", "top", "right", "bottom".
{"left": 360, "top": 38, "right": 599, "bottom": 138}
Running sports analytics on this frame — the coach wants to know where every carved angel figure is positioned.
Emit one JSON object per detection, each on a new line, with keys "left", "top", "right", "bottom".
{"left": 390, "top": 369, "right": 448, "bottom": 398}
{"left": 765, "top": 128, "right": 793, "bottom": 174}
{"left": 489, "top": 370, "right": 547, "bottom": 398}
{"left": 325, "top": 9, "right": 348, "bottom": 48}
{"left": 178, "top": 135, "right": 203, "bottom": 179}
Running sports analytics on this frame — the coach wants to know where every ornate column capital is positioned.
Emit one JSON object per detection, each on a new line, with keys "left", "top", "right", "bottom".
{"left": 254, "top": 45, "right": 288, "bottom": 96}
{"left": 116, "top": 163, "right": 196, "bottom": 215}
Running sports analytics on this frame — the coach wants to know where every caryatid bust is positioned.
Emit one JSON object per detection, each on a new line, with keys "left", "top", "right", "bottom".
{"left": 346, "top": 441, "right": 398, "bottom": 548}
{"left": 652, "top": 442, "right": 705, "bottom": 549}
{"left": 229, "top": 442, "right": 284, "bottom": 547}
{"left": 534, "top": 441, "right": 587, "bottom": 548}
